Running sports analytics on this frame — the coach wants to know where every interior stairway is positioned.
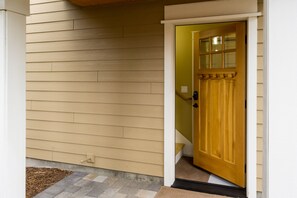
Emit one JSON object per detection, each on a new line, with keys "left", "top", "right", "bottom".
{"left": 175, "top": 143, "right": 185, "bottom": 164}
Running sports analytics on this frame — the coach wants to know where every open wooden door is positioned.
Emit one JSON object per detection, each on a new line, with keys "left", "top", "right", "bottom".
{"left": 193, "top": 22, "right": 246, "bottom": 187}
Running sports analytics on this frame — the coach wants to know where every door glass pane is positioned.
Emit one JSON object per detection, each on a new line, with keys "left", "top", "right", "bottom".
{"left": 200, "top": 38, "right": 210, "bottom": 54}
{"left": 211, "top": 36, "right": 222, "bottom": 52}
{"left": 224, "top": 52, "right": 236, "bottom": 68}
{"left": 200, "top": 55, "right": 209, "bottom": 69}
{"left": 224, "top": 33, "right": 236, "bottom": 50}
{"left": 211, "top": 54, "right": 222, "bottom": 68}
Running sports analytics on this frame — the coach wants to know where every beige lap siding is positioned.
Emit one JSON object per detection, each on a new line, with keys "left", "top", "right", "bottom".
{"left": 257, "top": 0, "right": 264, "bottom": 192}
{"left": 26, "top": 0, "right": 164, "bottom": 177}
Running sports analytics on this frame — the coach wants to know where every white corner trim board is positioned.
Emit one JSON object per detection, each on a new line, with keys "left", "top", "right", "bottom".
{"left": 264, "top": 1, "right": 297, "bottom": 198}
{"left": 163, "top": 2, "right": 259, "bottom": 198}
{"left": 0, "top": 1, "right": 28, "bottom": 197}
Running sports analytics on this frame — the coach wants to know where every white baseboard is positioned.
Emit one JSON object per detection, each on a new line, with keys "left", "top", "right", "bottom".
{"left": 175, "top": 129, "right": 193, "bottom": 157}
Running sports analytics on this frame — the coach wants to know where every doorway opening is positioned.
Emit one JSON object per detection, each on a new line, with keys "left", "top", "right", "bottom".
{"left": 174, "top": 22, "right": 246, "bottom": 197}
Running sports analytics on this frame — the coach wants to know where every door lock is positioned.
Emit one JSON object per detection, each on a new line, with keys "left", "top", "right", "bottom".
{"left": 193, "top": 91, "right": 198, "bottom": 100}
{"left": 193, "top": 103, "right": 198, "bottom": 108}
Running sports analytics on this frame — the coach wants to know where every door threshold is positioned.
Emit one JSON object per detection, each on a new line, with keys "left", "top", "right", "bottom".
{"left": 172, "top": 178, "right": 246, "bottom": 198}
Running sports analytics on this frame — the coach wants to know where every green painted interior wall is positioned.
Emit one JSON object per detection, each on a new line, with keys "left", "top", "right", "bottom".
{"left": 175, "top": 23, "right": 234, "bottom": 143}
{"left": 175, "top": 26, "right": 194, "bottom": 142}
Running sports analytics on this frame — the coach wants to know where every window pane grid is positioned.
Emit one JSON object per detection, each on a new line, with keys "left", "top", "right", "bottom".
{"left": 199, "top": 33, "right": 236, "bottom": 69}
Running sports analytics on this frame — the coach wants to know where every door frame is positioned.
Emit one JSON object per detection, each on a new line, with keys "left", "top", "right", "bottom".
{"left": 162, "top": 13, "right": 261, "bottom": 198}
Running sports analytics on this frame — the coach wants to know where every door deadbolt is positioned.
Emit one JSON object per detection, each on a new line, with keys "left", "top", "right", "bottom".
{"left": 193, "top": 91, "right": 198, "bottom": 100}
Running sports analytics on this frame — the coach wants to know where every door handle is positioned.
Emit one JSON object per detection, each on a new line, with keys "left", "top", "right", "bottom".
{"left": 193, "top": 103, "right": 198, "bottom": 108}
{"left": 193, "top": 91, "right": 198, "bottom": 100}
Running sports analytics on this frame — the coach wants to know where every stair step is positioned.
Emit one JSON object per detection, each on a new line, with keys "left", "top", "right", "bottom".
{"left": 175, "top": 143, "right": 185, "bottom": 155}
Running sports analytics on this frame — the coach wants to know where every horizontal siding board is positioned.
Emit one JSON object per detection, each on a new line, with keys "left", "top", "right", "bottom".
{"left": 27, "top": 110, "right": 74, "bottom": 122}
{"left": 257, "top": 43, "right": 263, "bottom": 56}
{"left": 27, "top": 48, "right": 164, "bottom": 62}
{"left": 257, "top": 124, "right": 263, "bottom": 138}
{"left": 27, "top": 36, "right": 164, "bottom": 53}
{"left": 74, "top": 113, "right": 164, "bottom": 129}
{"left": 257, "top": 56, "right": 263, "bottom": 69}
{"left": 257, "top": 137, "right": 263, "bottom": 151}
{"left": 30, "top": 0, "right": 63, "bottom": 5}
{"left": 151, "top": 83, "right": 164, "bottom": 94}
{"left": 97, "top": 71, "right": 164, "bottom": 83}
{"left": 26, "top": 82, "right": 152, "bottom": 93}
{"left": 258, "top": 16, "right": 263, "bottom": 30}
{"left": 52, "top": 152, "right": 163, "bottom": 176}
{"left": 27, "top": 63, "right": 52, "bottom": 71}
{"left": 257, "top": 70, "right": 263, "bottom": 83}
{"left": 257, "top": 30, "right": 263, "bottom": 43}
{"left": 257, "top": 151, "right": 263, "bottom": 165}
{"left": 51, "top": 60, "right": 164, "bottom": 72}
{"left": 27, "top": 91, "right": 164, "bottom": 106}
{"left": 26, "top": 101, "right": 32, "bottom": 110}
{"left": 27, "top": 110, "right": 164, "bottom": 130}
{"left": 27, "top": 9, "right": 88, "bottom": 24}
{"left": 27, "top": 139, "right": 163, "bottom": 165}
{"left": 257, "top": 97, "right": 263, "bottom": 110}
{"left": 30, "top": 101, "right": 164, "bottom": 118}
{"left": 124, "top": 127, "right": 163, "bottom": 141}
{"left": 27, "top": 5, "right": 124, "bottom": 24}
{"left": 72, "top": 3, "right": 162, "bottom": 29}
{"left": 27, "top": 72, "right": 98, "bottom": 82}
{"left": 74, "top": 16, "right": 124, "bottom": 29}
{"left": 27, "top": 148, "right": 52, "bottom": 161}
{"left": 257, "top": 178, "right": 262, "bottom": 192}
{"left": 27, "top": 71, "right": 163, "bottom": 83}
{"left": 257, "top": 83, "right": 263, "bottom": 97}
{"left": 257, "top": 110, "right": 263, "bottom": 124}
{"left": 30, "top": 1, "right": 78, "bottom": 14}
{"left": 27, "top": 120, "right": 123, "bottom": 138}
{"left": 27, "top": 20, "right": 74, "bottom": 33}
{"left": 122, "top": 3, "right": 163, "bottom": 26}
{"left": 73, "top": 10, "right": 162, "bottom": 30}
{"left": 257, "top": 164, "right": 262, "bottom": 179}
{"left": 124, "top": 24, "right": 164, "bottom": 37}
{"left": 27, "top": 27, "right": 123, "bottom": 43}
{"left": 27, "top": 129, "right": 163, "bottom": 153}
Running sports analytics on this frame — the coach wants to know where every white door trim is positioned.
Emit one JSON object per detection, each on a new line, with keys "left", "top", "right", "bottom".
{"left": 163, "top": 14, "right": 259, "bottom": 198}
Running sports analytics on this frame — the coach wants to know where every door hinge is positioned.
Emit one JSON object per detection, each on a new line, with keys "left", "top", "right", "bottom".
{"left": 245, "top": 100, "right": 247, "bottom": 108}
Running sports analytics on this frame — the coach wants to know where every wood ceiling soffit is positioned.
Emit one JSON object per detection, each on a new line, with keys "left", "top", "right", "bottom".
{"left": 68, "top": 0, "right": 214, "bottom": 6}
{"left": 68, "top": 0, "right": 143, "bottom": 6}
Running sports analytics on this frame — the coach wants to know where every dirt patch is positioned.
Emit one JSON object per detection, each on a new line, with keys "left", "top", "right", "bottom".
{"left": 26, "top": 167, "right": 72, "bottom": 198}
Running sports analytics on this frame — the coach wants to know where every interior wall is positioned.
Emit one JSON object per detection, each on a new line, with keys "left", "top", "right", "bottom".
{"left": 175, "top": 26, "right": 194, "bottom": 142}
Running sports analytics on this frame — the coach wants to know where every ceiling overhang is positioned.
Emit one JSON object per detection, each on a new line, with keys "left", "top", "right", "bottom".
{"left": 68, "top": 0, "right": 142, "bottom": 6}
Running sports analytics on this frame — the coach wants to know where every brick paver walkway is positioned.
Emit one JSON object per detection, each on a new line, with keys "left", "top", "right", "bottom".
{"left": 34, "top": 171, "right": 162, "bottom": 198}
